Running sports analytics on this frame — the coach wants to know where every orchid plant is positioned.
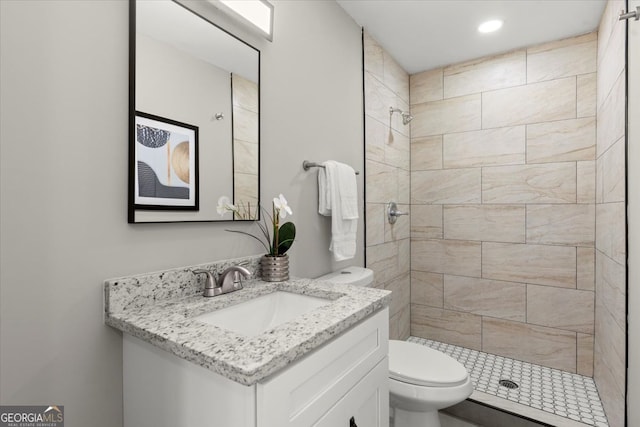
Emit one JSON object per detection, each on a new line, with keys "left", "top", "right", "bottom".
{"left": 217, "top": 194, "right": 296, "bottom": 257}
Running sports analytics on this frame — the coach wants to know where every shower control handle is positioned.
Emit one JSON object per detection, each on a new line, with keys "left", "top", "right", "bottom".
{"left": 349, "top": 417, "right": 358, "bottom": 427}
{"left": 387, "top": 201, "right": 408, "bottom": 224}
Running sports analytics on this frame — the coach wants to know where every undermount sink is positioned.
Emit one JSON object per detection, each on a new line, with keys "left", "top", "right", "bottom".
{"left": 193, "top": 291, "right": 332, "bottom": 336}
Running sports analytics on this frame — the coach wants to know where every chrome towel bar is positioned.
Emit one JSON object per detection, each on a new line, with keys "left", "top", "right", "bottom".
{"left": 302, "top": 160, "right": 360, "bottom": 175}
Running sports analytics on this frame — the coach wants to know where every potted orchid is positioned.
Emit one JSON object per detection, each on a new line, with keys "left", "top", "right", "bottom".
{"left": 217, "top": 194, "right": 296, "bottom": 281}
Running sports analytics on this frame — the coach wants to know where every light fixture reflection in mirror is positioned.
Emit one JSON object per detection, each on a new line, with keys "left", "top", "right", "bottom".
{"left": 213, "top": 0, "right": 274, "bottom": 41}
{"left": 129, "top": 0, "right": 260, "bottom": 223}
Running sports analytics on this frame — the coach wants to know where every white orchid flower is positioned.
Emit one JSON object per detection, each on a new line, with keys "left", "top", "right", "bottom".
{"left": 216, "top": 196, "right": 237, "bottom": 216}
{"left": 273, "top": 193, "right": 293, "bottom": 219}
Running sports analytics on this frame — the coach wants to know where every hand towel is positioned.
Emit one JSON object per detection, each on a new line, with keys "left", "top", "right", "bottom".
{"left": 320, "top": 160, "right": 359, "bottom": 261}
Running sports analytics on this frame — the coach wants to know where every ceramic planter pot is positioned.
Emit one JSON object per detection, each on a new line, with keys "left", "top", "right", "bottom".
{"left": 260, "top": 254, "right": 289, "bottom": 282}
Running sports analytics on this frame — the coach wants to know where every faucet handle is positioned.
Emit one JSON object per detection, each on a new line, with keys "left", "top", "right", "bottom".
{"left": 191, "top": 269, "right": 222, "bottom": 297}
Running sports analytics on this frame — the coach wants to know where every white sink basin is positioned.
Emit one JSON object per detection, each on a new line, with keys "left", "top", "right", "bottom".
{"left": 193, "top": 291, "right": 332, "bottom": 336}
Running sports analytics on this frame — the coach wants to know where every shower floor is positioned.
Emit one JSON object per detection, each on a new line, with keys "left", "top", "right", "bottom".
{"left": 407, "top": 336, "right": 609, "bottom": 427}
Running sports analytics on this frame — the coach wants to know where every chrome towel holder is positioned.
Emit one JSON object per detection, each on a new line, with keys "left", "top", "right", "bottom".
{"left": 302, "top": 160, "right": 360, "bottom": 175}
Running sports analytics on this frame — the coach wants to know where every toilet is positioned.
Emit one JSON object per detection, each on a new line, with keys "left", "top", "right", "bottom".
{"left": 318, "top": 267, "right": 474, "bottom": 427}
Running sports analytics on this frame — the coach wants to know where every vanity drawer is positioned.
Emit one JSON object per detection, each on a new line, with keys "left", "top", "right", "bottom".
{"left": 256, "top": 307, "right": 389, "bottom": 427}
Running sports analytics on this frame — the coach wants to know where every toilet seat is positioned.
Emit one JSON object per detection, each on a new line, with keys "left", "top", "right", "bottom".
{"left": 389, "top": 340, "right": 469, "bottom": 387}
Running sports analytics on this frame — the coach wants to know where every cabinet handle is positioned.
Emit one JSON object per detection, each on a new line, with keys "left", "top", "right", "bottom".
{"left": 349, "top": 416, "right": 358, "bottom": 427}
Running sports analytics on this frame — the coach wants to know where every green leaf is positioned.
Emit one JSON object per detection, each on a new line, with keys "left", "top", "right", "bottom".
{"left": 277, "top": 222, "right": 296, "bottom": 255}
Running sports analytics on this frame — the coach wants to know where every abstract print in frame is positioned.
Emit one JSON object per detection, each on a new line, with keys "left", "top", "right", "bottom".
{"left": 134, "top": 112, "right": 199, "bottom": 210}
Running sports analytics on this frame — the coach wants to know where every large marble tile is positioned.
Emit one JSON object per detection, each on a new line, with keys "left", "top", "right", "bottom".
{"left": 363, "top": 31, "right": 384, "bottom": 81}
{"left": 233, "top": 106, "right": 258, "bottom": 143}
{"left": 384, "top": 128, "right": 410, "bottom": 170}
{"left": 412, "top": 239, "right": 482, "bottom": 277}
{"left": 366, "top": 160, "right": 398, "bottom": 204}
{"left": 577, "top": 73, "right": 597, "bottom": 118}
{"left": 365, "top": 115, "right": 387, "bottom": 164}
{"left": 410, "top": 68, "right": 443, "bottom": 104}
{"left": 366, "top": 203, "right": 385, "bottom": 247}
{"left": 383, "top": 50, "right": 409, "bottom": 103}
{"left": 234, "top": 173, "right": 258, "bottom": 206}
{"left": 411, "top": 304, "right": 482, "bottom": 350}
{"left": 482, "top": 242, "right": 576, "bottom": 288}
{"left": 597, "top": 0, "right": 625, "bottom": 65}
{"left": 443, "top": 50, "right": 526, "bottom": 98}
{"left": 482, "top": 163, "right": 576, "bottom": 204}
{"left": 398, "top": 169, "right": 410, "bottom": 204}
{"left": 526, "top": 117, "right": 596, "bottom": 163}
{"left": 526, "top": 204, "right": 595, "bottom": 247}
{"left": 367, "top": 240, "right": 401, "bottom": 287}
{"left": 527, "top": 285, "right": 594, "bottom": 334}
{"left": 601, "top": 137, "right": 626, "bottom": 203}
{"left": 482, "top": 77, "right": 576, "bottom": 129}
{"left": 577, "top": 247, "right": 595, "bottom": 291}
{"left": 577, "top": 160, "right": 596, "bottom": 204}
{"left": 411, "top": 135, "right": 442, "bottom": 170}
{"left": 595, "top": 202, "right": 626, "bottom": 265}
{"left": 597, "top": 71, "right": 626, "bottom": 158}
{"left": 231, "top": 74, "right": 258, "bottom": 113}
{"left": 594, "top": 298, "right": 626, "bottom": 398}
{"left": 593, "top": 348, "right": 625, "bottom": 427}
{"left": 443, "top": 204, "right": 525, "bottom": 243}
{"left": 444, "top": 275, "right": 526, "bottom": 322}
{"left": 385, "top": 204, "right": 410, "bottom": 241}
{"left": 411, "top": 271, "right": 443, "bottom": 308}
{"left": 410, "top": 204, "right": 442, "bottom": 240}
{"left": 412, "top": 169, "right": 481, "bottom": 204}
{"left": 526, "top": 32, "right": 597, "bottom": 83}
{"left": 597, "top": 17, "right": 625, "bottom": 110}
{"left": 443, "top": 126, "right": 525, "bottom": 168}
{"left": 596, "top": 250, "right": 626, "bottom": 332}
{"left": 577, "top": 333, "right": 594, "bottom": 377}
{"left": 482, "top": 318, "right": 577, "bottom": 372}
{"left": 412, "top": 94, "right": 481, "bottom": 137}
{"left": 365, "top": 71, "right": 399, "bottom": 125}
{"left": 233, "top": 140, "right": 258, "bottom": 174}
{"left": 391, "top": 304, "right": 411, "bottom": 341}
{"left": 384, "top": 272, "right": 410, "bottom": 317}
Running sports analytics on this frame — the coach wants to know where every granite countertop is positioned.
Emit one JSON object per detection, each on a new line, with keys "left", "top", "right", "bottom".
{"left": 105, "top": 276, "right": 390, "bottom": 386}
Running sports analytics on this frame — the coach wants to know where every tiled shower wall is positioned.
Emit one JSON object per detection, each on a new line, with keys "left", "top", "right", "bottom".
{"left": 408, "top": 33, "right": 598, "bottom": 375}
{"left": 594, "top": 1, "right": 627, "bottom": 426}
{"left": 363, "top": 32, "right": 411, "bottom": 340}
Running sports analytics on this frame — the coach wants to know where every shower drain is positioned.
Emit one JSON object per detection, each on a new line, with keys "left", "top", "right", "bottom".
{"left": 498, "top": 379, "right": 519, "bottom": 390}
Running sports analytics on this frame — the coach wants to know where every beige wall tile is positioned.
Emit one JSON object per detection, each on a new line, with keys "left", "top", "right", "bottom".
{"left": 594, "top": 348, "right": 625, "bottom": 427}
{"left": 410, "top": 68, "right": 443, "bottom": 104}
{"left": 390, "top": 97, "right": 411, "bottom": 136}
{"left": 366, "top": 160, "right": 397, "bottom": 204}
{"left": 233, "top": 107, "right": 258, "bottom": 143}
{"left": 597, "top": 19, "right": 625, "bottom": 110}
{"left": 385, "top": 272, "right": 410, "bottom": 317}
{"left": 411, "top": 204, "right": 442, "bottom": 240}
{"left": 365, "top": 71, "right": 398, "bottom": 125}
{"left": 577, "top": 247, "right": 595, "bottom": 291}
{"left": 363, "top": 31, "right": 384, "bottom": 80}
{"left": 443, "top": 50, "right": 526, "bottom": 98}
{"left": 367, "top": 240, "right": 401, "bottom": 287}
{"left": 577, "top": 73, "right": 597, "bottom": 118}
{"left": 483, "top": 242, "right": 576, "bottom": 287}
{"left": 482, "top": 318, "right": 577, "bottom": 372}
{"left": 526, "top": 117, "right": 596, "bottom": 163}
{"left": 398, "top": 238, "right": 410, "bottom": 274}
{"left": 482, "top": 77, "right": 576, "bottom": 129}
{"left": 412, "top": 239, "right": 481, "bottom": 277}
{"left": 482, "top": 163, "right": 576, "bottom": 204}
{"left": 596, "top": 202, "right": 626, "bottom": 265}
{"left": 234, "top": 173, "right": 258, "bottom": 206}
{"left": 411, "top": 271, "right": 443, "bottom": 307}
{"left": 444, "top": 204, "right": 525, "bottom": 243}
{"left": 365, "top": 116, "right": 387, "bottom": 164}
{"left": 385, "top": 204, "right": 410, "bottom": 241}
{"left": 597, "top": 0, "right": 625, "bottom": 65}
{"left": 601, "top": 137, "right": 626, "bottom": 203}
{"left": 526, "top": 204, "right": 595, "bottom": 246}
{"left": 577, "top": 334, "right": 594, "bottom": 377}
{"left": 412, "top": 169, "right": 481, "bottom": 204}
{"left": 389, "top": 310, "right": 400, "bottom": 341}
{"left": 384, "top": 51, "right": 409, "bottom": 103}
{"left": 527, "top": 285, "right": 594, "bottom": 334}
{"left": 596, "top": 155, "right": 605, "bottom": 204}
{"left": 595, "top": 298, "right": 626, "bottom": 397}
{"left": 596, "top": 250, "right": 626, "bottom": 332}
{"left": 397, "top": 304, "right": 411, "bottom": 340}
{"left": 398, "top": 169, "right": 410, "bottom": 204}
{"left": 443, "top": 126, "right": 525, "bottom": 168}
{"left": 412, "top": 94, "right": 481, "bottom": 137}
{"left": 577, "top": 160, "right": 596, "bottom": 204}
{"left": 231, "top": 75, "right": 258, "bottom": 113}
{"left": 411, "top": 304, "right": 482, "bottom": 350}
{"left": 233, "top": 140, "right": 258, "bottom": 174}
{"left": 444, "top": 275, "right": 526, "bottom": 322}
{"left": 597, "top": 71, "right": 626, "bottom": 157}
{"left": 366, "top": 203, "right": 385, "bottom": 246}
{"left": 385, "top": 129, "right": 410, "bottom": 170}
{"left": 411, "top": 135, "right": 442, "bottom": 170}
{"left": 527, "top": 32, "right": 597, "bottom": 83}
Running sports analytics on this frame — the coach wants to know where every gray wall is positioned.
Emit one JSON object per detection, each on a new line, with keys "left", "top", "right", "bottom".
{"left": 0, "top": 1, "right": 363, "bottom": 426}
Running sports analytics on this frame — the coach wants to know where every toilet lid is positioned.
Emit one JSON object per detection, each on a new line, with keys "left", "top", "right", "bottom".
{"left": 389, "top": 340, "right": 469, "bottom": 387}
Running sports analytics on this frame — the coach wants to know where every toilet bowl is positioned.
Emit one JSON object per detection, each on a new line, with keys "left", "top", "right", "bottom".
{"left": 317, "top": 267, "right": 473, "bottom": 427}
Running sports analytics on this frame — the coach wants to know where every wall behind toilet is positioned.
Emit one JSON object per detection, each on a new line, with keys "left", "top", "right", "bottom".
{"left": 0, "top": 1, "right": 364, "bottom": 426}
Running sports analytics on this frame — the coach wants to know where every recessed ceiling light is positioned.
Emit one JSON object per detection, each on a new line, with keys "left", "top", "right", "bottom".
{"left": 478, "top": 19, "right": 503, "bottom": 33}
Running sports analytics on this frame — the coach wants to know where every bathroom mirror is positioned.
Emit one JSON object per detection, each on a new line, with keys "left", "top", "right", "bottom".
{"left": 129, "top": 0, "right": 260, "bottom": 223}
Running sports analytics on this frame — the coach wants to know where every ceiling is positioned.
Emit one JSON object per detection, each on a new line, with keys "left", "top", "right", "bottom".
{"left": 336, "top": 0, "right": 607, "bottom": 74}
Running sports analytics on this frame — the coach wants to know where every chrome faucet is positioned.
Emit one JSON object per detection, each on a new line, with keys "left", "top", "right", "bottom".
{"left": 192, "top": 265, "right": 252, "bottom": 297}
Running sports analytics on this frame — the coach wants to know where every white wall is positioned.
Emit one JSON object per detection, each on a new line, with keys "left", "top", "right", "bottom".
{"left": 0, "top": 1, "right": 363, "bottom": 426}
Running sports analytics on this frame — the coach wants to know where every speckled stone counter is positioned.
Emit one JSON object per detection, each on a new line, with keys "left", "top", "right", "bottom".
{"left": 104, "top": 256, "right": 391, "bottom": 386}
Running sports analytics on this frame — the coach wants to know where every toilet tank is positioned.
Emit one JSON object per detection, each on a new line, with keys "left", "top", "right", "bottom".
{"left": 316, "top": 267, "right": 374, "bottom": 287}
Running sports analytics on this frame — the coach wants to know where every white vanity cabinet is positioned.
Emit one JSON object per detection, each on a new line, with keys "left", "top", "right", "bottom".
{"left": 123, "top": 308, "right": 389, "bottom": 427}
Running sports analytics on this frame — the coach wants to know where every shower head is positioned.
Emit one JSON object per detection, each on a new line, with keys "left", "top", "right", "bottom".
{"left": 389, "top": 107, "right": 413, "bottom": 126}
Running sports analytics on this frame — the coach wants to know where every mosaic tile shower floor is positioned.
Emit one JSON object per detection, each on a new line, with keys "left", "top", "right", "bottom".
{"left": 408, "top": 337, "right": 609, "bottom": 426}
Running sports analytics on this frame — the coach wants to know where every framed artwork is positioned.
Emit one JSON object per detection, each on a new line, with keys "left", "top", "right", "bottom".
{"left": 134, "top": 112, "right": 199, "bottom": 210}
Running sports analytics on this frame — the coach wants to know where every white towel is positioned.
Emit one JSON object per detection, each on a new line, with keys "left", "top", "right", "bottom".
{"left": 318, "top": 160, "right": 359, "bottom": 261}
